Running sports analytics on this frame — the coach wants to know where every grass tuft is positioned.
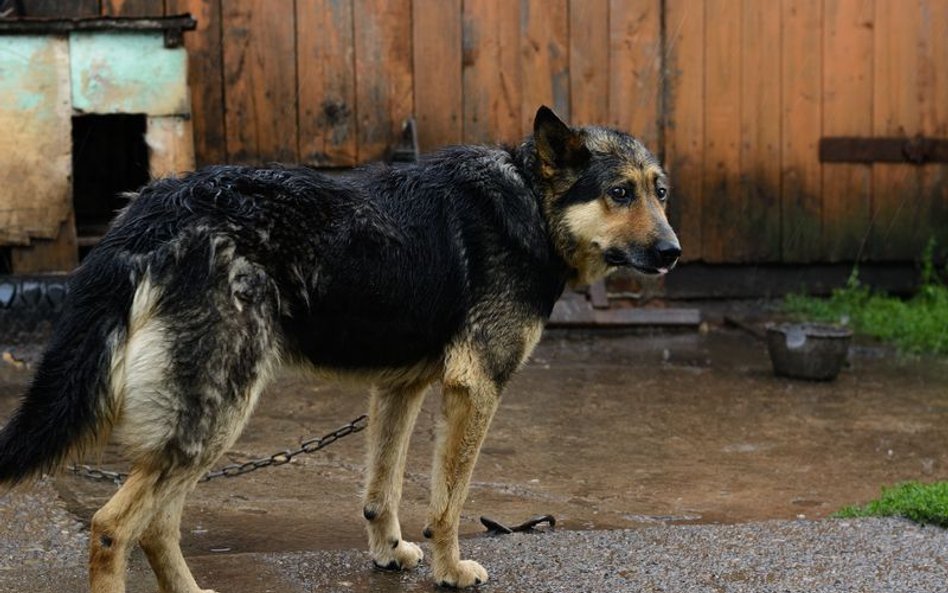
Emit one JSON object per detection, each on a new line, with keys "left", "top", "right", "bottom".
{"left": 835, "top": 481, "right": 948, "bottom": 527}
{"left": 784, "top": 240, "right": 948, "bottom": 355}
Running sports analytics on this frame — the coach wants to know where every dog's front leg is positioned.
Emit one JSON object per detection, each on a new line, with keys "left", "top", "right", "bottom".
{"left": 363, "top": 381, "right": 429, "bottom": 571}
{"left": 426, "top": 365, "right": 499, "bottom": 588}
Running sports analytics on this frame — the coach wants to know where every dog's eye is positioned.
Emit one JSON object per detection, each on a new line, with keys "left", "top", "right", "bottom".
{"left": 656, "top": 187, "right": 667, "bottom": 201}
{"left": 608, "top": 187, "right": 631, "bottom": 204}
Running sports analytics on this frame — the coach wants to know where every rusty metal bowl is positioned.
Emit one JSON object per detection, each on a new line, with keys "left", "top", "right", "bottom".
{"left": 766, "top": 323, "right": 852, "bottom": 381}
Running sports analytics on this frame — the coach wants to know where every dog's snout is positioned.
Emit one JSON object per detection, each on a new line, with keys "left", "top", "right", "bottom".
{"left": 651, "top": 239, "right": 681, "bottom": 268}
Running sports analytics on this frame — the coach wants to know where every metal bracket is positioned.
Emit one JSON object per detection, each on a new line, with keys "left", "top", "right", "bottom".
{"left": 392, "top": 117, "right": 420, "bottom": 164}
{"left": 163, "top": 27, "right": 184, "bottom": 49}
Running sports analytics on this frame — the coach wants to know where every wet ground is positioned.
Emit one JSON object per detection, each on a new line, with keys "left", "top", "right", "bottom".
{"left": 1, "top": 327, "right": 947, "bottom": 592}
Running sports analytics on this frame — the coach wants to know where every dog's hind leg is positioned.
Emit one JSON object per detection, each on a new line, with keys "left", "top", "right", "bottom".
{"left": 363, "top": 380, "right": 430, "bottom": 571}
{"left": 96, "top": 254, "right": 280, "bottom": 593}
{"left": 88, "top": 463, "right": 169, "bottom": 593}
{"left": 139, "top": 478, "right": 214, "bottom": 593}
{"left": 90, "top": 461, "right": 216, "bottom": 593}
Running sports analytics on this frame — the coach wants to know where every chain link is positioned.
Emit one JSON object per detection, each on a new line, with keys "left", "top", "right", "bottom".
{"left": 68, "top": 414, "right": 368, "bottom": 486}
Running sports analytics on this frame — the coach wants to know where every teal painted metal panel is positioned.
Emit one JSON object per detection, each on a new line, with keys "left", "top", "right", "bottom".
{"left": 70, "top": 31, "right": 189, "bottom": 116}
{"left": 0, "top": 36, "right": 67, "bottom": 117}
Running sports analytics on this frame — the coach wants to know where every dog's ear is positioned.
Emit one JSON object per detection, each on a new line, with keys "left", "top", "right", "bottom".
{"left": 533, "top": 106, "right": 590, "bottom": 170}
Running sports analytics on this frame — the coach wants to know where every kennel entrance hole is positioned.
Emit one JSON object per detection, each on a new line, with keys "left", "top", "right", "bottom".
{"left": 72, "top": 114, "right": 150, "bottom": 256}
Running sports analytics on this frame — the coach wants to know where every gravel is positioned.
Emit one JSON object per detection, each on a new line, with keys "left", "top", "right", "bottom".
{"left": 1, "top": 482, "right": 946, "bottom": 593}
{"left": 268, "top": 518, "right": 948, "bottom": 593}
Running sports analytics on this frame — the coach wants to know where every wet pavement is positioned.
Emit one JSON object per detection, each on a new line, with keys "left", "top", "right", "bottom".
{"left": 1, "top": 327, "right": 947, "bottom": 592}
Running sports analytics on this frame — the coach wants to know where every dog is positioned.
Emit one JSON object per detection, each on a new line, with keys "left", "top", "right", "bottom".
{"left": 0, "top": 106, "right": 680, "bottom": 592}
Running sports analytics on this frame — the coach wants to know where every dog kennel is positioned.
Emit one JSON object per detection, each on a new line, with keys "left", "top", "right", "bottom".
{"left": 0, "top": 15, "right": 195, "bottom": 273}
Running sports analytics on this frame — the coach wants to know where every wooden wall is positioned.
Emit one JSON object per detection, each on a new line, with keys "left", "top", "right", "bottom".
{"left": 665, "top": 0, "right": 948, "bottom": 264}
{"left": 15, "top": 0, "right": 948, "bottom": 264}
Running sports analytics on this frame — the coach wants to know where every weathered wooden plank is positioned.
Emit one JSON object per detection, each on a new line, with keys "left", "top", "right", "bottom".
{"left": 781, "top": 0, "right": 823, "bottom": 262}
{"left": 101, "top": 0, "right": 165, "bottom": 16}
{"left": 663, "top": 262, "right": 921, "bottom": 299}
{"left": 520, "top": 0, "right": 569, "bottom": 135}
{"left": 413, "top": 0, "right": 462, "bottom": 152}
{"left": 821, "top": 0, "right": 874, "bottom": 261}
{"left": 588, "top": 279, "right": 610, "bottom": 309}
{"left": 353, "top": 0, "right": 413, "bottom": 162}
{"left": 10, "top": 213, "right": 78, "bottom": 274}
{"left": 0, "top": 35, "right": 73, "bottom": 246}
{"left": 870, "top": 0, "right": 923, "bottom": 260}
{"left": 738, "top": 0, "right": 781, "bottom": 262}
{"left": 70, "top": 30, "right": 189, "bottom": 116}
{"left": 918, "top": 0, "right": 948, "bottom": 254}
{"left": 569, "top": 0, "right": 609, "bottom": 126}
{"left": 549, "top": 296, "right": 701, "bottom": 327}
{"left": 663, "top": 0, "right": 703, "bottom": 262}
{"left": 146, "top": 116, "right": 195, "bottom": 177}
{"left": 297, "top": 0, "right": 357, "bottom": 166}
{"left": 166, "top": 0, "right": 226, "bottom": 167}
{"left": 23, "top": 0, "right": 99, "bottom": 17}
{"left": 222, "top": 0, "right": 298, "bottom": 163}
{"left": 461, "top": 0, "right": 521, "bottom": 144}
{"left": 609, "top": 0, "right": 661, "bottom": 151}
{"left": 701, "top": 0, "right": 741, "bottom": 262}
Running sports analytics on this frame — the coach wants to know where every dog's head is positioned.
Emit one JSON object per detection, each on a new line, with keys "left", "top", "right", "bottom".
{"left": 529, "top": 106, "right": 680, "bottom": 286}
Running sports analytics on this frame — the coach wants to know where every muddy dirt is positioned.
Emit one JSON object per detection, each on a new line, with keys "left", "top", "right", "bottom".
{"left": 0, "top": 328, "right": 946, "bottom": 592}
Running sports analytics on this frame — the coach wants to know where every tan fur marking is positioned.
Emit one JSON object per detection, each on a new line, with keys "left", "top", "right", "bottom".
{"left": 90, "top": 461, "right": 217, "bottom": 593}
{"left": 139, "top": 493, "right": 208, "bottom": 593}
{"left": 519, "top": 320, "right": 545, "bottom": 367}
{"left": 90, "top": 466, "right": 161, "bottom": 593}
{"left": 362, "top": 381, "right": 430, "bottom": 570}
{"left": 299, "top": 359, "right": 440, "bottom": 389}
{"left": 426, "top": 341, "right": 498, "bottom": 586}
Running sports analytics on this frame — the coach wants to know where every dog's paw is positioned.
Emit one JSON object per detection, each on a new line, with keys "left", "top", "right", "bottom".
{"left": 372, "top": 539, "right": 424, "bottom": 571}
{"left": 434, "top": 559, "right": 488, "bottom": 588}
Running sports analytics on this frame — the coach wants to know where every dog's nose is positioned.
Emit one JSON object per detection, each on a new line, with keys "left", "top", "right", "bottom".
{"left": 651, "top": 239, "right": 681, "bottom": 268}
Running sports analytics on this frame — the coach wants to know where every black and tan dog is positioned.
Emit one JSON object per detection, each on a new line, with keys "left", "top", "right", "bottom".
{"left": 0, "top": 107, "right": 679, "bottom": 592}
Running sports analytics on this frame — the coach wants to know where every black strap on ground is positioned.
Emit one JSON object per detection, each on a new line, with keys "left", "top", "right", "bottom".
{"left": 480, "top": 515, "right": 556, "bottom": 536}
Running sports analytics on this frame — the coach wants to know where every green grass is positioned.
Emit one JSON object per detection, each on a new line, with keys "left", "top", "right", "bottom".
{"left": 783, "top": 241, "right": 948, "bottom": 355}
{"left": 835, "top": 481, "right": 948, "bottom": 527}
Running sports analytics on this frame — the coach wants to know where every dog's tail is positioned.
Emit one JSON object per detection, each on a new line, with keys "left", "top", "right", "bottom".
{"left": 0, "top": 253, "right": 137, "bottom": 486}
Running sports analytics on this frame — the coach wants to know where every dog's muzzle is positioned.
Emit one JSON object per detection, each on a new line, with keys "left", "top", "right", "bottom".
{"left": 604, "top": 239, "right": 681, "bottom": 275}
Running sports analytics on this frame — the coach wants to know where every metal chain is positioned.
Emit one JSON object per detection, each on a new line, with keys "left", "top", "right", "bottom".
{"left": 68, "top": 414, "right": 368, "bottom": 486}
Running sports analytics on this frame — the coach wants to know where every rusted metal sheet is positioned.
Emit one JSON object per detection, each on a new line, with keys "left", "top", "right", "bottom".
{"left": 819, "top": 136, "right": 948, "bottom": 164}
{"left": 146, "top": 116, "right": 195, "bottom": 178}
{"left": 0, "top": 34, "right": 72, "bottom": 245}
{"left": 70, "top": 30, "right": 190, "bottom": 116}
